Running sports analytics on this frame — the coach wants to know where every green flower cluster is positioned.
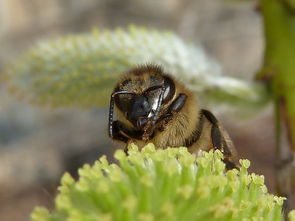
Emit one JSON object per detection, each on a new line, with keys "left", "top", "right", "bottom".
{"left": 31, "top": 143, "right": 293, "bottom": 221}
{"left": 2, "top": 26, "right": 267, "bottom": 108}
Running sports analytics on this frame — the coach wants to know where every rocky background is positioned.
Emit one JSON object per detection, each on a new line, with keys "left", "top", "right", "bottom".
{"left": 0, "top": 0, "right": 274, "bottom": 220}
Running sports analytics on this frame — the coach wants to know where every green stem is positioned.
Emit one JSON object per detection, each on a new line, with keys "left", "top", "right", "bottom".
{"left": 260, "top": 0, "right": 295, "bottom": 212}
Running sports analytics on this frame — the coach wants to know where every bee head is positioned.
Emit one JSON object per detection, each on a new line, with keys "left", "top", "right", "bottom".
{"left": 110, "top": 65, "right": 175, "bottom": 131}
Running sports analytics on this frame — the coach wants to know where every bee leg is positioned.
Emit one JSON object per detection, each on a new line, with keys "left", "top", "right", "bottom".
{"left": 202, "top": 109, "right": 237, "bottom": 170}
{"left": 211, "top": 124, "right": 232, "bottom": 156}
{"left": 223, "top": 158, "right": 238, "bottom": 170}
{"left": 211, "top": 124, "right": 238, "bottom": 170}
{"left": 113, "top": 120, "right": 146, "bottom": 140}
{"left": 111, "top": 120, "right": 130, "bottom": 143}
{"left": 111, "top": 121, "right": 143, "bottom": 153}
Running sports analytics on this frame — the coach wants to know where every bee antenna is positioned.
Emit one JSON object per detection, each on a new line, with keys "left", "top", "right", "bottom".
{"left": 108, "top": 91, "right": 133, "bottom": 138}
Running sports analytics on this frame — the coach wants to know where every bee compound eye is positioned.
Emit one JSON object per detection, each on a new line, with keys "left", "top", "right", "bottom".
{"left": 114, "top": 93, "right": 134, "bottom": 113}
{"left": 163, "top": 77, "right": 175, "bottom": 104}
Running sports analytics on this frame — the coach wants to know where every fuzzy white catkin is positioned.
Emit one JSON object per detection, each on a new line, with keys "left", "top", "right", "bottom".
{"left": 3, "top": 26, "right": 268, "bottom": 109}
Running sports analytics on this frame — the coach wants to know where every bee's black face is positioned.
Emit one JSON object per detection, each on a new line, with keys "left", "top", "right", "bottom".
{"left": 113, "top": 74, "right": 176, "bottom": 131}
{"left": 128, "top": 95, "right": 151, "bottom": 128}
{"left": 114, "top": 86, "right": 163, "bottom": 130}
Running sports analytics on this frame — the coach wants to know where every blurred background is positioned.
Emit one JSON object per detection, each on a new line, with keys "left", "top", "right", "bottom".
{"left": 0, "top": 0, "right": 274, "bottom": 220}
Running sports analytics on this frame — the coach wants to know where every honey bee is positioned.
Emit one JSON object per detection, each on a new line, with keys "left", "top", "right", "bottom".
{"left": 108, "top": 64, "right": 237, "bottom": 169}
